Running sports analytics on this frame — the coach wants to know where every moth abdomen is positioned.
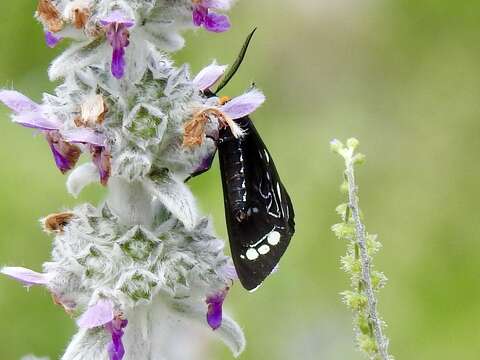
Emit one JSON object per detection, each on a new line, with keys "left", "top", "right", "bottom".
{"left": 218, "top": 127, "right": 249, "bottom": 222}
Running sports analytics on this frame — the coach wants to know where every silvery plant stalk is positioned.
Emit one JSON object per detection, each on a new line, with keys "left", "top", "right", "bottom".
{"left": 331, "top": 139, "right": 394, "bottom": 360}
{"left": 0, "top": 1, "right": 268, "bottom": 359}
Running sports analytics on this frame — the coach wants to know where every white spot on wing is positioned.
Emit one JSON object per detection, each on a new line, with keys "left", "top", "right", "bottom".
{"left": 264, "top": 149, "right": 270, "bottom": 163}
{"left": 246, "top": 248, "right": 259, "bottom": 260}
{"left": 258, "top": 244, "right": 270, "bottom": 255}
{"left": 268, "top": 231, "right": 281, "bottom": 246}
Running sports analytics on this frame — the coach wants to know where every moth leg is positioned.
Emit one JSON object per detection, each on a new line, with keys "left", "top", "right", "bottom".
{"left": 234, "top": 206, "right": 260, "bottom": 223}
{"left": 217, "top": 134, "right": 237, "bottom": 145}
{"left": 234, "top": 209, "right": 248, "bottom": 223}
{"left": 185, "top": 136, "right": 218, "bottom": 182}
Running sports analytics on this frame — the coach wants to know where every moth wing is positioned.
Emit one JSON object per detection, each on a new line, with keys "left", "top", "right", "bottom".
{"left": 222, "top": 118, "right": 295, "bottom": 291}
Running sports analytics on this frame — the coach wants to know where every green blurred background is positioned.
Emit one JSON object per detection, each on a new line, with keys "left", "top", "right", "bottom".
{"left": 1, "top": 0, "right": 480, "bottom": 359}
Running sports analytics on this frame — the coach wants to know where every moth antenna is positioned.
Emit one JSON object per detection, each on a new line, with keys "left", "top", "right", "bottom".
{"left": 215, "top": 27, "right": 257, "bottom": 94}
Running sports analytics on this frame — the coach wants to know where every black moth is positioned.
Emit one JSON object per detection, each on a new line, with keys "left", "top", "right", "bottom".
{"left": 188, "top": 30, "right": 295, "bottom": 291}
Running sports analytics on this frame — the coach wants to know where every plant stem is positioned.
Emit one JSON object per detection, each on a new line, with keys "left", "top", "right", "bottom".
{"left": 344, "top": 158, "right": 391, "bottom": 360}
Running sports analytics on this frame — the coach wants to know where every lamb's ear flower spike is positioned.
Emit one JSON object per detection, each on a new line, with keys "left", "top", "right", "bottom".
{"left": 100, "top": 11, "right": 135, "bottom": 79}
{"left": 192, "top": 0, "right": 231, "bottom": 33}
{"left": 5, "top": 1, "right": 255, "bottom": 359}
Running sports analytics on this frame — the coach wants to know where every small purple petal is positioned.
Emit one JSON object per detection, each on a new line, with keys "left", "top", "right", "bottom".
{"left": 192, "top": 151, "right": 216, "bottom": 176}
{"left": 105, "top": 317, "right": 128, "bottom": 360}
{"left": 61, "top": 128, "right": 107, "bottom": 147}
{"left": 49, "top": 141, "right": 75, "bottom": 172}
{"left": 192, "top": 1, "right": 231, "bottom": 32}
{"left": 193, "top": 63, "right": 227, "bottom": 91}
{"left": 45, "top": 31, "right": 62, "bottom": 48}
{"left": 100, "top": 11, "right": 135, "bottom": 27}
{"left": 203, "top": 12, "right": 230, "bottom": 33}
{"left": 46, "top": 131, "right": 81, "bottom": 174}
{"left": 0, "top": 90, "right": 40, "bottom": 113}
{"left": 221, "top": 89, "right": 266, "bottom": 119}
{"left": 203, "top": 0, "right": 231, "bottom": 9}
{"left": 61, "top": 128, "right": 110, "bottom": 184}
{"left": 100, "top": 11, "right": 134, "bottom": 79}
{"left": 13, "top": 112, "right": 61, "bottom": 131}
{"left": 206, "top": 289, "right": 228, "bottom": 330}
{"left": 220, "top": 262, "right": 238, "bottom": 281}
{"left": 77, "top": 299, "right": 115, "bottom": 328}
{"left": 111, "top": 47, "right": 126, "bottom": 79}
{"left": 1, "top": 267, "right": 50, "bottom": 286}
{"left": 192, "top": 6, "right": 208, "bottom": 26}
{"left": 91, "top": 146, "right": 111, "bottom": 186}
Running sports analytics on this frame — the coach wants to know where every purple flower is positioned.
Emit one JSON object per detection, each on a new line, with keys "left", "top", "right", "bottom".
{"left": 206, "top": 288, "right": 229, "bottom": 330}
{"left": 193, "top": 62, "right": 227, "bottom": 91}
{"left": 45, "top": 131, "right": 82, "bottom": 173}
{"left": 192, "top": 0, "right": 231, "bottom": 33}
{"left": 0, "top": 90, "right": 41, "bottom": 114}
{"left": 62, "top": 128, "right": 110, "bottom": 185}
{"left": 183, "top": 89, "right": 266, "bottom": 147}
{"left": 220, "top": 262, "right": 238, "bottom": 282}
{"left": 105, "top": 317, "right": 128, "bottom": 360}
{"left": 100, "top": 11, "right": 135, "bottom": 79}
{"left": 77, "top": 298, "right": 115, "bottom": 329}
{"left": 1, "top": 267, "right": 50, "bottom": 287}
{"left": 45, "top": 31, "right": 62, "bottom": 48}
{"left": 0, "top": 90, "right": 80, "bottom": 173}
{"left": 217, "top": 89, "right": 266, "bottom": 138}
{"left": 77, "top": 300, "right": 127, "bottom": 360}
{"left": 220, "top": 89, "right": 266, "bottom": 120}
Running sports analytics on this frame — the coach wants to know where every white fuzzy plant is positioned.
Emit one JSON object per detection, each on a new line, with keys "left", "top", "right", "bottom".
{"left": 0, "top": 1, "right": 268, "bottom": 359}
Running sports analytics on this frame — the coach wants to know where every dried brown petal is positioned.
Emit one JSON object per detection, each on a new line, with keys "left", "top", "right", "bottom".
{"left": 80, "top": 94, "right": 107, "bottom": 127}
{"left": 183, "top": 112, "right": 209, "bottom": 148}
{"left": 183, "top": 108, "right": 236, "bottom": 148}
{"left": 58, "top": 141, "right": 82, "bottom": 173}
{"left": 45, "top": 132, "right": 82, "bottom": 173}
{"left": 37, "top": 0, "right": 64, "bottom": 33}
{"left": 73, "top": 115, "right": 84, "bottom": 128}
{"left": 73, "top": 7, "right": 90, "bottom": 29}
{"left": 43, "top": 212, "right": 75, "bottom": 233}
